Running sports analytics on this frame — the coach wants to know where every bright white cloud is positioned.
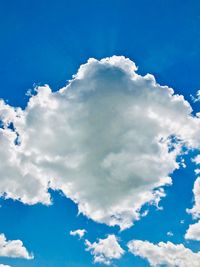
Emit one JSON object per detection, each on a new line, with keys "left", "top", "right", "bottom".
{"left": 192, "top": 154, "right": 200, "bottom": 165}
{"left": 187, "top": 176, "right": 200, "bottom": 219}
{"left": 0, "top": 264, "right": 11, "bottom": 267}
{"left": 70, "top": 229, "right": 86, "bottom": 239}
{"left": 85, "top": 234, "right": 124, "bottom": 265}
{"left": 0, "top": 56, "right": 200, "bottom": 229}
{"left": 185, "top": 220, "right": 200, "bottom": 241}
{"left": 187, "top": 156, "right": 200, "bottom": 219}
{"left": 128, "top": 239, "right": 200, "bottom": 267}
{"left": 0, "top": 233, "right": 33, "bottom": 259}
{"left": 185, "top": 158, "right": 200, "bottom": 242}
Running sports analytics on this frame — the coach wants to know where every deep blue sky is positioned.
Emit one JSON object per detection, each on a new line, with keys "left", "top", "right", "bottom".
{"left": 0, "top": 1, "right": 200, "bottom": 266}
{"left": 1, "top": 0, "right": 200, "bottom": 107}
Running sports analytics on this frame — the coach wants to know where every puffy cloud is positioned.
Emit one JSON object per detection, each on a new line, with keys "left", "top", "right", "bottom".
{"left": 0, "top": 233, "right": 33, "bottom": 259}
{"left": 187, "top": 155, "right": 200, "bottom": 219}
{"left": 187, "top": 176, "right": 200, "bottom": 219}
{"left": 192, "top": 154, "right": 200, "bottom": 165}
{"left": 70, "top": 229, "right": 86, "bottom": 239}
{"left": 85, "top": 234, "right": 124, "bottom": 265}
{"left": 185, "top": 158, "right": 200, "bottom": 241}
{"left": 185, "top": 220, "right": 200, "bottom": 241}
{"left": 128, "top": 239, "right": 200, "bottom": 267}
{"left": 0, "top": 56, "right": 200, "bottom": 229}
{"left": 0, "top": 265, "right": 11, "bottom": 267}
{"left": 187, "top": 155, "right": 200, "bottom": 233}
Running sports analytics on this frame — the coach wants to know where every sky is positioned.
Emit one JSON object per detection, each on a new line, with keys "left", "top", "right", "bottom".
{"left": 0, "top": 1, "right": 200, "bottom": 267}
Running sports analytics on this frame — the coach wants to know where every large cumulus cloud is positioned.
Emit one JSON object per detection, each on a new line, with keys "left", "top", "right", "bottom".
{"left": 0, "top": 56, "right": 200, "bottom": 229}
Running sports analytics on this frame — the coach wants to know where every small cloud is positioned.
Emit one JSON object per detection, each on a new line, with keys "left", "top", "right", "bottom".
{"left": 141, "top": 210, "right": 149, "bottom": 217}
{"left": 70, "top": 229, "right": 87, "bottom": 239}
{"left": 167, "top": 231, "right": 173, "bottom": 237}
{"left": 25, "top": 89, "right": 33, "bottom": 97}
{"left": 192, "top": 155, "right": 200, "bottom": 165}
{"left": 194, "top": 169, "right": 200, "bottom": 175}
{"left": 85, "top": 234, "right": 124, "bottom": 265}
{"left": 180, "top": 158, "right": 186, "bottom": 168}
{"left": 190, "top": 90, "right": 200, "bottom": 103}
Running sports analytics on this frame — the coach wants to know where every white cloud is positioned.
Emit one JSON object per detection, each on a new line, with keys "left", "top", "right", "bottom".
{"left": 167, "top": 231, "right": 173, "bottom": 237}
{"left": 194, "top": 169, "right": 200, "bottom": 175}
{"left": 187, "top": 176, "right": 200, "bottom": 219}
{"left": 0, "top": 233, "right": 33, "bottom": 259}
{"left": 0, "top": 56, "right": 200, "bottom": 229}
{"left": 180, "top": 158, "right": 186, "bottom": 168}
{"left": 187, "top": 156, "right": 200, "bottom": 219}
{"left": 185, "top": 220, "right": 200, "bottom": 241}
{"left": 0, "top": 264, "right": 11, "bottom": 267}
{"left": 70, "top": 229, "right": 86, "bottom": 239}
{"left": 191, "top": 90, "right": 200, "bottom": 103}
{"left": 185, "top": 162, "right": 200, "bottom": 242}
{"left": 192, "top": 155, "right": 200, "bottom": 165}
{"left": 128, "top": 239, "right": 200, "bottom": 267}
{"left": 85, "top": 234, "right": 124, "bottom": 265}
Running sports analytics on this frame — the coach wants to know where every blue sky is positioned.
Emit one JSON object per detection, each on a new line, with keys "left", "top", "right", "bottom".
{"left": 0, "top": 1, "right": 200, "bottom": 267}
